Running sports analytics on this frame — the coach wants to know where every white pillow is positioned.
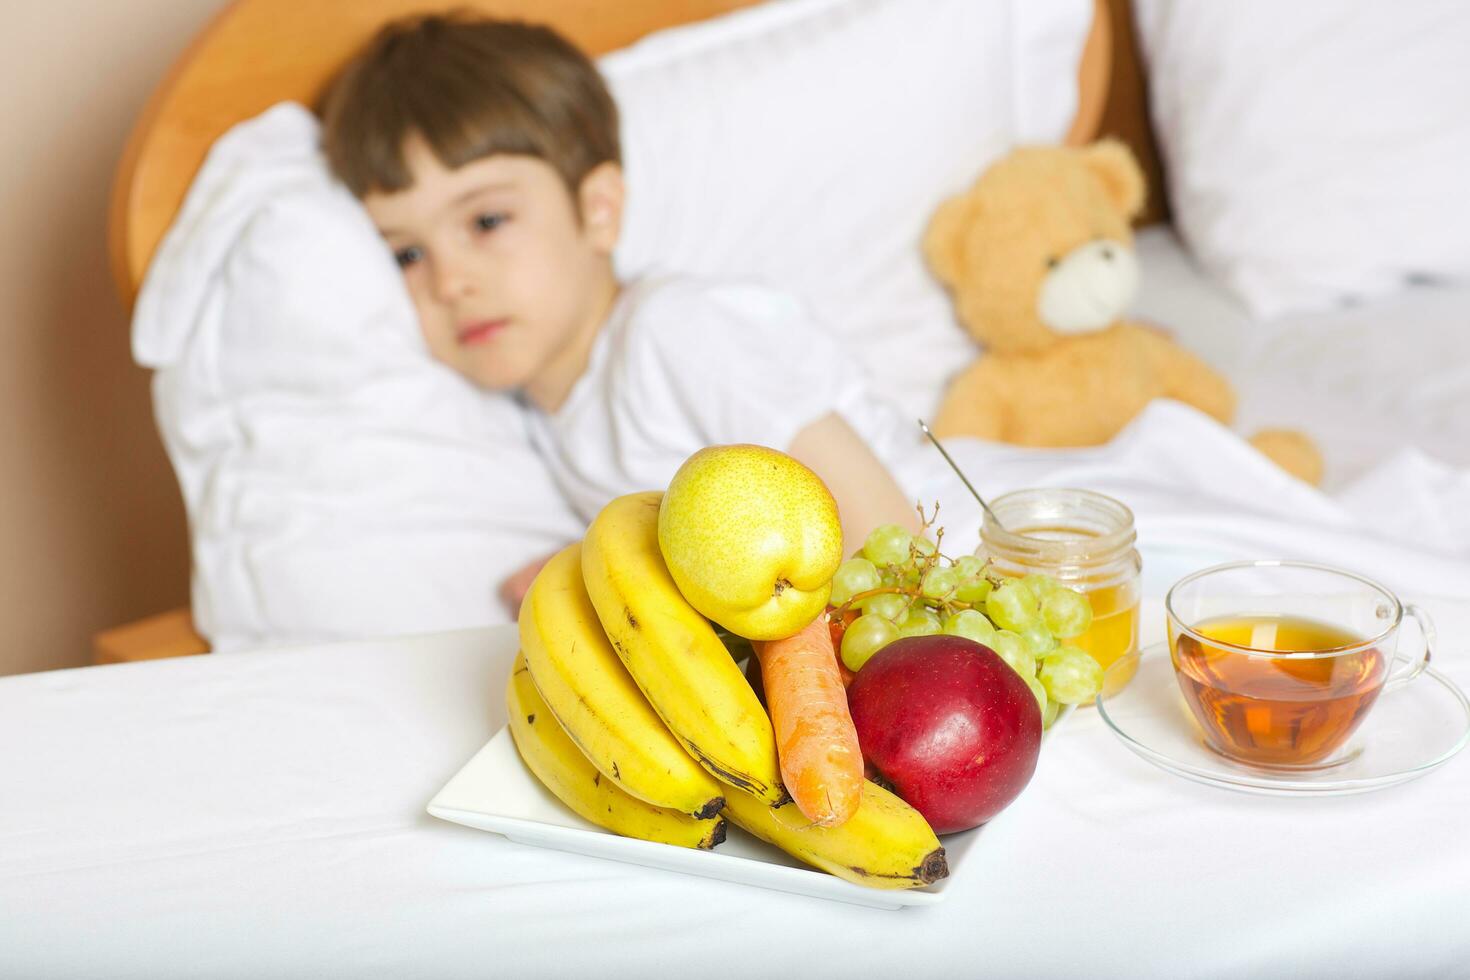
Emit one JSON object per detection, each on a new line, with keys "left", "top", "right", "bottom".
{"left": 1134, "top": 0, "right": 1470, "bottom": 319}
{"left": 602, "top": 0, "right": 1092, "bottom": 420}
{"left": 133, "top": 104, "right": 581, "bottom": 652}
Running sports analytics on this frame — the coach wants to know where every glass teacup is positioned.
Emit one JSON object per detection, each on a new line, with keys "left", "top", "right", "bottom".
{"left": 1165, "top": 561, "right": 1433, "bottom": 770}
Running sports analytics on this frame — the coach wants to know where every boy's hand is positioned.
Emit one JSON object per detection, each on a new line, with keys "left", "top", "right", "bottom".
{"left": 500, "top": 552, "right": 556, "bottom": 619}
{"left": 787, "top": 412, "right": 920, "bottom": 555}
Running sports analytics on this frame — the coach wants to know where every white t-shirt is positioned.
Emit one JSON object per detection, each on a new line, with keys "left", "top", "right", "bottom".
{"left": 526, "top": 274, "right": 924, "bottom": 522}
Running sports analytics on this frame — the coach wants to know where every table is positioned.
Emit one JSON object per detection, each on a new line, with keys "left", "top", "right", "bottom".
{"left": 4, "top": 600, "right": 1467, "bottom": 979}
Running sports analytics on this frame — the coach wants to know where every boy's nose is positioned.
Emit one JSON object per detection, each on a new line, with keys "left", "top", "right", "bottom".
{"left": 430, "top": 255, "right": 475, "bottom": 303}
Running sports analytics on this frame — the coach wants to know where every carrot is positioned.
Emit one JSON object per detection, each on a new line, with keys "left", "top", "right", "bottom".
{"left": 755, "top": 616, "right": 865, "bottom": 827}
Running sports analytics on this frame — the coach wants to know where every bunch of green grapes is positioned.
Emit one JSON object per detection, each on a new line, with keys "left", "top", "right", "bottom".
{"left": 830, "top": 520, "right": 1106, "bottom": 725}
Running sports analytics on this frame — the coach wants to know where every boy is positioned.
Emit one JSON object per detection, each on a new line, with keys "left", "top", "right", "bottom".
{"left": 321, "top": 14, "right": 919, "bottom": 607}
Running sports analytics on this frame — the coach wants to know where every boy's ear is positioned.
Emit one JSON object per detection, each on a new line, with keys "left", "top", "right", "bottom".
{"left": 579, "top": 162, "right": 625, "bottom": 254}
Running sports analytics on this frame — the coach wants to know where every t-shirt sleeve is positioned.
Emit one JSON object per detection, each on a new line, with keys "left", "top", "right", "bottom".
{"left": 613, "top": 280, "right": 866, "bottom": 453}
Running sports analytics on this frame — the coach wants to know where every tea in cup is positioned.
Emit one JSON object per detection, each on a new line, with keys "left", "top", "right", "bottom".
{"left": 1165, "top": 561, "right": 1433, "bottom": 769}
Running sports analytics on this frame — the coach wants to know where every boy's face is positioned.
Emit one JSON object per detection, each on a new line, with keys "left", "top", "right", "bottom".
{"left": 364, "top": 136, "right": 623, "bottom": 406}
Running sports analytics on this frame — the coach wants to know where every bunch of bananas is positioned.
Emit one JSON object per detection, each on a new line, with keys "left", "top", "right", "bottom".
{"left": 510, "top": 490, "right": 948, "bottom": 891}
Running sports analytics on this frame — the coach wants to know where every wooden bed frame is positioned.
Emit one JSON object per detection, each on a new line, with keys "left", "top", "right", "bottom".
{"left": 97, "top": 0, "right": 1122, "bottom": 664}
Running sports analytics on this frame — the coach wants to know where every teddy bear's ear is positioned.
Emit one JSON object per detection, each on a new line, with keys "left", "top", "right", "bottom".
{"left": 1080, "top": 139, "right": 1146, "bottom": 219}
{"left": 923, "top": 192, "right": 981, "bottom": 287}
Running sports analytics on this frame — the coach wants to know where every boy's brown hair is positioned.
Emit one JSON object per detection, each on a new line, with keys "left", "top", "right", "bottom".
{"left": 320, "top": 13, "right": 621, "bottom": 201}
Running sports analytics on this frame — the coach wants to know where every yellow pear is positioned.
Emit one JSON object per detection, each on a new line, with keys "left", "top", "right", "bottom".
{"left": 657, "top": 444, "right": 842, "bottom": 641}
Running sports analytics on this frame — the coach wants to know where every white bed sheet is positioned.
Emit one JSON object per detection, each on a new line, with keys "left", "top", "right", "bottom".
{"left": 1131, "top": 226, "right": 1470, "bottom": 492}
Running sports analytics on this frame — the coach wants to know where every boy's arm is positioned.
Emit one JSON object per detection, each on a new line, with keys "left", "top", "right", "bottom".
{"left": 787, "top": 412, "right": 922, "bottom": 556}
{"left": 500, "top": 550, "right": 557, "bottom": 619}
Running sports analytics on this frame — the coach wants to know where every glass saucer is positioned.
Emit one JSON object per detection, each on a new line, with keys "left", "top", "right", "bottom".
{"left": 1094, "top": 642, "right": 1470, "bottom": 796}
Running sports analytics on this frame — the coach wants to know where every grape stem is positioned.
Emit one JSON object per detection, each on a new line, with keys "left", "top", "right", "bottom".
{"left": 831, "top": 585, "right": 982, "bottom": 619}
{"left": 835, "top": 500, "right": 1004, "bottom": 619}
{"left": 833, "top": 586, "right": 907, "bottom": 615}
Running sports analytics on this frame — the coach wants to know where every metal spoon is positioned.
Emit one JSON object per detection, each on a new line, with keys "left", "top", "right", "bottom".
{"left": 916, "top": 419, "right": 1010, "bottom": 533}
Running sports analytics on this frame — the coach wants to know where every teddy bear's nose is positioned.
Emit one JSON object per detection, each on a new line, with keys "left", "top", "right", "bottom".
{"left": 1101, "top": 246, "right": 1114, "bottom": 261}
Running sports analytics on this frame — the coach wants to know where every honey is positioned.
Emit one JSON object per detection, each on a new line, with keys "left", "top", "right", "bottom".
{"left": 1071, "top": 582, "right": 1141, "bottom": 695}
{"left": 979, "top": 491, "right": 1141, "bottom": 698}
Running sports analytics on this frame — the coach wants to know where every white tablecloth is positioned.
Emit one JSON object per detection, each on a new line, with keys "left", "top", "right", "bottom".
{"left": 4, "top": 599, "right": 1468, "bottom": 979}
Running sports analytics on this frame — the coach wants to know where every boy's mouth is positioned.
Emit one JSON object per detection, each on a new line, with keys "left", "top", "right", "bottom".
{"left": 456, "top": 318, "right": 509, "bottom": 346}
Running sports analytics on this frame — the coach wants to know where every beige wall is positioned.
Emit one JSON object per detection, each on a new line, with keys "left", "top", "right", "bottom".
{"left": 1, "top": 0, "right": 226, "bottom": 675}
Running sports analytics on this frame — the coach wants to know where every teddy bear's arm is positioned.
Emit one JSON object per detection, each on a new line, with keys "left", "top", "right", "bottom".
{"left": 1132, "top": 325, "right": 1237, "bottom": 425}
{"left": 933, "top": 358, "right": 1009, "bottom": 440}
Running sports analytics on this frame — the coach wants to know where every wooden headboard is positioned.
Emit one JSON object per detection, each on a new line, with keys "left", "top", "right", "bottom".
{"left": 107, "top": 0, "right": 1115, "bottom": 308}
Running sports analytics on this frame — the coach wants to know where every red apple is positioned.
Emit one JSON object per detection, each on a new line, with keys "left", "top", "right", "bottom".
{"left": 847, "top": 634, "right": 1042, "bottom": 834}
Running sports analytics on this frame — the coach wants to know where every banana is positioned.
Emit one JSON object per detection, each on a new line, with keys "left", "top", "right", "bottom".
{"left": 506, "top": 653, "right": 727, "bottom": 850}
{"left": 723, "top": 780, "right": 948, "bottom": 890}
{"left": 519, "top": 543, "right": 725, "bottom": 819}
{"left": 582, "top": 491, "right": 785, "bottom": 805}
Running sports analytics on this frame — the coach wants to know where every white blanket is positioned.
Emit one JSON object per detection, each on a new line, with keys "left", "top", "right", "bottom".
{"left": 890, "top": 400, "right": 1470, "bottom": 599}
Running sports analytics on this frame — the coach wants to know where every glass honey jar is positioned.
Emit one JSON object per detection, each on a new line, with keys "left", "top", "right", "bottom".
{"left": 978, "top": 488, "right": 1141, "bottom": 697}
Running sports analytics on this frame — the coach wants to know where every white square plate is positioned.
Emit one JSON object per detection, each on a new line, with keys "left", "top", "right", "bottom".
{"left": 428, "top": 702, "right": 1068, "bottom": 911}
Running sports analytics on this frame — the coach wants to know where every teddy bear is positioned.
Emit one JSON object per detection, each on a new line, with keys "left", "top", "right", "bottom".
{"left": 923, "top": 139, "right": 1322, "bottom": 485}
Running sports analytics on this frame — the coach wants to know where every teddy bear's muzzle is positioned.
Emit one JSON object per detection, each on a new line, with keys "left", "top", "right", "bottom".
{"left": 1036, "top": 238, "right": 1139, "bottom": 335}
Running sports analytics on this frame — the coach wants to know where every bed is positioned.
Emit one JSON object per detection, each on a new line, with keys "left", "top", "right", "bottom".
{"left": 97, "top": 0, "right": 1114, "bottom": 661}
{"left": 99, "top": 0, "right": 1470, "bottom": 654}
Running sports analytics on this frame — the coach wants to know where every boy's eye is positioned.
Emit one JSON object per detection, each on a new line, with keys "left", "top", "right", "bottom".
{"left": 475, "top": 212, "right": 508, "bottom": 233}
{"left": 394, "top": 245, "right": 424, "bottom": 269}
